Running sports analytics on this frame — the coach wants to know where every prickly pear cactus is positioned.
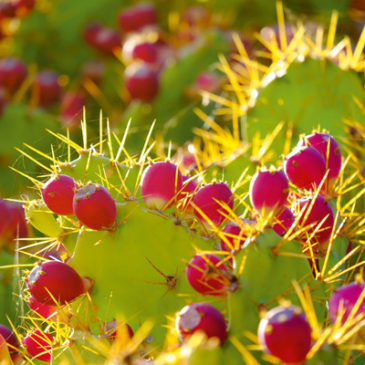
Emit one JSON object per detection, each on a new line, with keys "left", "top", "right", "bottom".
{"left": 0, "top": 1, "right": 364, "bottom": 365}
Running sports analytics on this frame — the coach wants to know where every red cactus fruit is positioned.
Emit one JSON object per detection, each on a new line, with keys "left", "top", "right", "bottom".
{"left": 92, "top": 27, "right": 121, "bottom": 55}
{"left": 22, "top": 329, "right": 53, "bottom": 362}
{"left": 329, "top": 282, "right": 365, "bottom": 324}
{"left": 32, "top": 71, "right": 62, "bottom": 107}
{"left": 293, "top": 195, "right": 334, "bottom": 255}
{"left": 192, "top": 182, "right": 233, "bottom": 227}
{"left": 297, "top": 133, "right": 341, "bottom": 182}
{"left": 0, "top": 324, "right": 19, "bottom": 360}
{"left": 220, "top": 219, "right": 255, "bottom": 252}
{"left": 186, "top": 253, "right": 229, "bottom": 296}
{"left": 0, "top": 333, "right": 11, "bottom": 362}
{"left": 132, "top": 42, "right": 159, "bottom": 64}
{"left": 0, "top": 3, "right": 16, "bottom": 18}
{"left": 27, "top": 261, "right": 86, "bottom": 305}
{"left": 7, "top": 201, "right": 28, "bottom": 241}
{"left": 176, "top": 303, "right": 228, "bottom": 344}
{"left": 272, "top": 207, "right": 295, "bottom": 236}
{"left": 258, "top": 305, "right": 312, "bottom": 364}
{"left": 0, "top": 200, "right": 27, "bottom": 244}
{"left": 141, "top": 161, "right": 183, "bottom": 210}
{"left": 26, "top": 296, "right": 57, "bottom": 320}
{"left": 60, "top": 92, "right": 85, "bottom": 128}
{"left": 249, "top": 169, "right": 289, "bottom": 215}
{"left": 284, "top": 146, "right": 326, "bottom": 191}
{"left": 84, "top": 23, "right": 121, "bottom": 55}
{"left": 83, "top": 22, "right": 103, "bottom": 45}
{"left": 125, "top": 63, "right": 159, "bottom": 102}
{"left": 14, "top": 0, "right": 36, "bottom": 17}
{"left": 0, "top": 89, "right": 5, "bottom": 117}
{"left": 0, "top": 57, "right": 27, "bottom": 93}
{"left": 0, "top": 199, "right": 11, "bottom": 240}
{"left": 41, "top": 174, "right": 76, "bottom": 215}
{"left": 73, "top": 183, "right": 116, "bottom": 230}
{"left": 118, "top": 3, "right": 157, "bottom": 33}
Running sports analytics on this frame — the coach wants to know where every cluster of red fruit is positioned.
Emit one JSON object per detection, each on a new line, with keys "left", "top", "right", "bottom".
{"left": 83, "top": 2, "right": 166, "bottom": 103}
{"left": 41, "top": 174, "right": 116, "bottom": 231}
{"left": 0, "top": 56, "right": 87, "bottom": 128}
{"left": 1, "top": 174, "right": 119, "bottom": 361}
{"left": 140, "top": 160, "right": 233, "bottom": 227}
{"left": 2, "top": 276, "right": 363, "bottom": 363}
{"left": 249, "top": 132, "right": 341, "bottom": 256}
{"left": 82, "top": 2, "right": 233, "bottom": 103}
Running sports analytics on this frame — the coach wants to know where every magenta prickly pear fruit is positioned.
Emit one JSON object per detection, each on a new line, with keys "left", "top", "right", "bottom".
{"left": 7, "top": 201, "right": 28, "bottom": 242}
{"left": 141, "top": 161, "right": 183, "bottom": 210}
{"left": 118, "top": 2, "right": 157, "bottom": 33}
{"left": 176, "top": 303, "right": 228, "bottom": 345}
{"left": 32, "top": 71, "right": 62, "bottom": 107}
{"left": 0, "top": 199, "right": 11, "bottom": 239}
{"left": 0, "top": 57, "right": 27, "bottom": 93}
{"left": 0, "top": 324, "right": 19, "bottom": 360}
{"left": 125, "top": 63, "right": 159, "bottom": 102}
{"left": 258, "top": 305, "right": 312, "bottom": 364}
{"left": 220, "top": 219, "right": 255, "bottom": 252}
{"left": 131, "top": 42, "right": 159, "bottom": 65}
{"left": 26, "top": 296, "right": 58, "bottom": 320}
{"left": 284, "top": 146, "right": 326, "bottom": 191}
{"left": 0, "top": 3, "right": 16, "bottom": 18}
{"left": 92, "top": 27, "right": 121, "bottom": 56}
{"left": 249, "top": 169, "right": 289, "bottom": 216}
{"left": 328, "top": 281, "right": 365, "bottom": 324}
{"left": 14, "top": 0, "right": 36, "bottom": 17}
{"left": 0, "top": 200, "right": 27, "bottom": 244}
{"left": 0, "top": 89, "right": 6, "bottom": 116}
{"left": 293, "top": 195, "right": 334, "bottom": 255}
{"left": 83, "top": 22, "right": 103, "bottom": 45}
{"left": 297, "top": 133, "right": 341, "bottom": 182}
{"left": 22, "top": 329, "right": 53, "bottom": 362}
{"left": 73, "top": 183, "right": 116, "bottom": 230}
{"left": 27, "top": 261, "right": 86, "bottom": 305}
{"left": 272, "top": 207, "right": 295, "bottom": 237}
{"left": 192, "top": 182, "right": 233, "bottom": 227}
{"left": 185, "top": 253, "right": 229, "bottom": 296}
{"left": 41, "top": 174, "right": 76, "bottom": 216}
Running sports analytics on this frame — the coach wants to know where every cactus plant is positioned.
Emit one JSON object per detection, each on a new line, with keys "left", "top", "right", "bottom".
{"left": 0, "top": 1, "right": 364, "bottom": 364}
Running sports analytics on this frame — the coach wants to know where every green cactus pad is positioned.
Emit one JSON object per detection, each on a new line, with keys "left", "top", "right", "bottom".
{"left": 245, "top": 59, "right": 363, "bottom": 158}
{"left": 69, "top": 201, "right": 216, "bottom": 346}
{"left": 61, "top": 153, "right": 139, "bottom": 199}
{"left": 25, "top": 201, "right": 63, "bottom": 237}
